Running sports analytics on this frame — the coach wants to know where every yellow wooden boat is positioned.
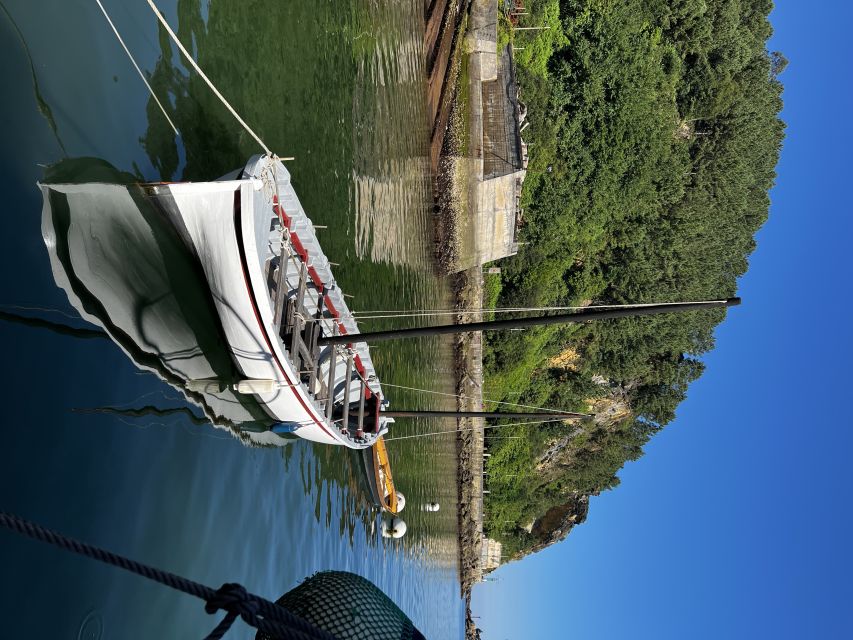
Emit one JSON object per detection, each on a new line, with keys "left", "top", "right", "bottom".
{"left": 361, "top": 436, "right": 404, "bottom": 514}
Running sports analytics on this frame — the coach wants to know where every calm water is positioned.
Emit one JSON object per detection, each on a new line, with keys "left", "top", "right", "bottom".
{"left": 0, "top": 1, "right": 464, "bottom": 638}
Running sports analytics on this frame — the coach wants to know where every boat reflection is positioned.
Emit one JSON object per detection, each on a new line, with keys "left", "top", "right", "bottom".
{"left": 39, "top": 157, "right": 291, "bottom": 446}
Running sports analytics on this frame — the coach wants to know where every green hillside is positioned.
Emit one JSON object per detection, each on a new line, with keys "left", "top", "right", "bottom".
{"left": 484, "top": 0, "right": 784, "bottom": 557}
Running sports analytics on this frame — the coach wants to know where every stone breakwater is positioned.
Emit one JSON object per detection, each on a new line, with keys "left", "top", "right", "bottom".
{"left": 428, "top": 3, "right": 490, "bottom": 634}
{"left": 450, "top": 268, "right": 485, "bottom": 596}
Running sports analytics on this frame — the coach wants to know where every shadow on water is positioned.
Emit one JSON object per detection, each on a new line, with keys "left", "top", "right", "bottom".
{"left": 0, "top": 308, "right": 106, "bottom": 340}
{"left": 39, "top": 157, "right": 273, "bottom": 434}
{"left": 73, "top": 404, "right": 208, "bottom": 425}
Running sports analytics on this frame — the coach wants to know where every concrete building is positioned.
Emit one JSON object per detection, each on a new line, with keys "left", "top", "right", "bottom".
{"left": 480, "top": 536, "right": 504, "bottom": 572}
{"left": 463, "top": 0, "right": 527, "bottom": 270}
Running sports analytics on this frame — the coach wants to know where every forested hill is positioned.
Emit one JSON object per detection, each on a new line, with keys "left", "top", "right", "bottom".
{"left": 483, "top": 0, "right": 784, "bottom": 558}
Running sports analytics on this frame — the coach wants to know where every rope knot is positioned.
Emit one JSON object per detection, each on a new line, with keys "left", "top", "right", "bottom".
{"left": 205, "top": 582, "right": 258, "bottom": 619}
{"left": 203, "top": 583, "right": 262, "bottom": 640}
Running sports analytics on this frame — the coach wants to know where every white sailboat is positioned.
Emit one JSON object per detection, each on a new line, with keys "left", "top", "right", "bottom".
{"left": 40, "top": 156, "right": 390, "bottom": 448}
{"left": 148, "top": 154, "right": 391, "bottom": 448}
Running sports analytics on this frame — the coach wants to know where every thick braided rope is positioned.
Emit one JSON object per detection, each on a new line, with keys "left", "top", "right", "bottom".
{"left": 0, "top": 512, "right": 338, "bottom": 640}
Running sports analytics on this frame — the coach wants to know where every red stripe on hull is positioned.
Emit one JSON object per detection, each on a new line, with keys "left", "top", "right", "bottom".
{"left": 232, "top": 190, "right": 338, "bottom": 442}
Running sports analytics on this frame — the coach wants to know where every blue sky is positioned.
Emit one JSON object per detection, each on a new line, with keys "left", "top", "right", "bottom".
{"left": 472, "top": 1, "right": 853, "bottom": 637}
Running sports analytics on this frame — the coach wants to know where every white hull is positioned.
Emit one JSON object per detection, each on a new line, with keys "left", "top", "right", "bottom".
{"left": 155, "top": 155, "right": 389, "bottom": 448}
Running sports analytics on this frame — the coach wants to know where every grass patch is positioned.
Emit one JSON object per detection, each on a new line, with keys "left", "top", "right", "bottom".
{"left": 483, "top": 269, "right": 502, "bottom": 319}
{"left": 456, "top": 51, "right": 471, "bottom": 157}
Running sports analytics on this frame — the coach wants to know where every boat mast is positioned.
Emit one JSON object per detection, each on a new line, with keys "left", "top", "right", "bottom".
{"left": 318, "top": 298, "right": 741, "bottom": 346}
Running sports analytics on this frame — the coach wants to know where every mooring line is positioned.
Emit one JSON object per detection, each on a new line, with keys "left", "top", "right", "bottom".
{"left": 94, "top": 0, "right": 178, "bottom": 135}
{"left": 0, "top": 511, "right": 339, "bottom": 640}
{"left": 146, "top": 0, "right": 271, "bottom": 155}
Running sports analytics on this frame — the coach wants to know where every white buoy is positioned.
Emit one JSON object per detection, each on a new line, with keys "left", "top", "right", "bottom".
{"left": 421, "top": 502, "right": 440, "bottom": 512}
{"left": 381, "top": 518, "right": 407, "bottom": 539}
{"left": 395, "top": 492, "right": 406, "bottom": 513}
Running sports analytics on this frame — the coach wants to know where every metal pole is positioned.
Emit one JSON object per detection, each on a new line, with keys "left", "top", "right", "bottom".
{"left": 341, "top": 354, "right": 353, "bottom": 432}
{"left": 325, "top": 340, "right": 337, "bottom": 422}
{"left": 318, "top": 298, "right": 740, "bottom": 346}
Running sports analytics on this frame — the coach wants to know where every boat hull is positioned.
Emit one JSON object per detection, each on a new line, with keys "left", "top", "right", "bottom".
{"left": 155, "top": 155, "right": 390, "bottom": 448}
{"left": 157, "top": 180, "right": 345, "bottom": 446}
{"left": 361, "top": 437, "right": 400, "bottom": 513}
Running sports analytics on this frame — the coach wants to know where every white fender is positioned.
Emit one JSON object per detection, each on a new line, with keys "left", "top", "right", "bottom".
{"left": 234, "top": 379, "right": 280, "bottom": 394}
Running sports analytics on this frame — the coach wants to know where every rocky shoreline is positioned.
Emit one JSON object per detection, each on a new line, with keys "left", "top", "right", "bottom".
{"left": 434, "top": 66, "right": 486, "bottom": 640}
{"left": 429, "top": 5, "right": 492, "bottom": 637}
{"left": 450, "top": 268, "right": 484, "bottom": 597}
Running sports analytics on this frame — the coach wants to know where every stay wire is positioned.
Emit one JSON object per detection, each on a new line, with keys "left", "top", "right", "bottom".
{"left": 384, "top": 417, "right": 568, "bottom": 442}
{"left": 380, "top": 381, "right": 573, "bottom": 415}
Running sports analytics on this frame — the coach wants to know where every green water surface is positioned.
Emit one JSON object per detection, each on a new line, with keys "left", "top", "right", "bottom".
{"left": 0, "top": 1, "right": 464, "bottom": 637}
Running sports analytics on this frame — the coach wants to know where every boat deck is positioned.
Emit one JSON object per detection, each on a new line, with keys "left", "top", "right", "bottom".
{"left": 252, "top": 158, "right": 389, "bottom": 444}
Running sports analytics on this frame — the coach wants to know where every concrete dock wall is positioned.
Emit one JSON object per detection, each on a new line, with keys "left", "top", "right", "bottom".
{"left": 457, "top": 0, "right": 525, "bottom": 271}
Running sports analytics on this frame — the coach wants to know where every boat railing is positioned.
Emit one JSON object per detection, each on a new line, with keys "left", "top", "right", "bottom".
{"left": 272, "top": 237, "right": 374, "bottom": 443}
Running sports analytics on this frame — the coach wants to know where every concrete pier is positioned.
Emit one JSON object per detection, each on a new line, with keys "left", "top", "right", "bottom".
{"left": 459, "top": 0, "right": 527, "bottom": 270}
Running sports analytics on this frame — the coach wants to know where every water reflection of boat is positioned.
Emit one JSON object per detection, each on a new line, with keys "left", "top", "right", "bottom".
{"left": 361, "top": 436, "right": 404, "bottom": 515}
{"left": 40, "top": 158, "right": 287, "bottom": 446}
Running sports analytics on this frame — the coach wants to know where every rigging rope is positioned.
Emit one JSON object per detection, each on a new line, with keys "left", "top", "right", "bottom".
{"left": 146, "top": 0, "right": 272, "bottom": 156}
{"left": 0, "top": 511, "right": 338, "bottom": 640}
{"left": 98, "top": 1, "right": 293, "bottom": 158}
{"left": 380, "top": 382, "right": 572, "bottom": 415}
{"left": 383, "top": 417, "right": 568, "bottom": 442}
{"left": 94, "top": 0, "right": 178, "bottom": 136}
{"left": 145, "top": 0, "right": 272, "bottom": 155}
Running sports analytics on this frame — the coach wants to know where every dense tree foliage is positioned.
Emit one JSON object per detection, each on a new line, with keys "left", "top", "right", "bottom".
{"left": 484, "top": 0, "right": 784, "bottom": 556}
